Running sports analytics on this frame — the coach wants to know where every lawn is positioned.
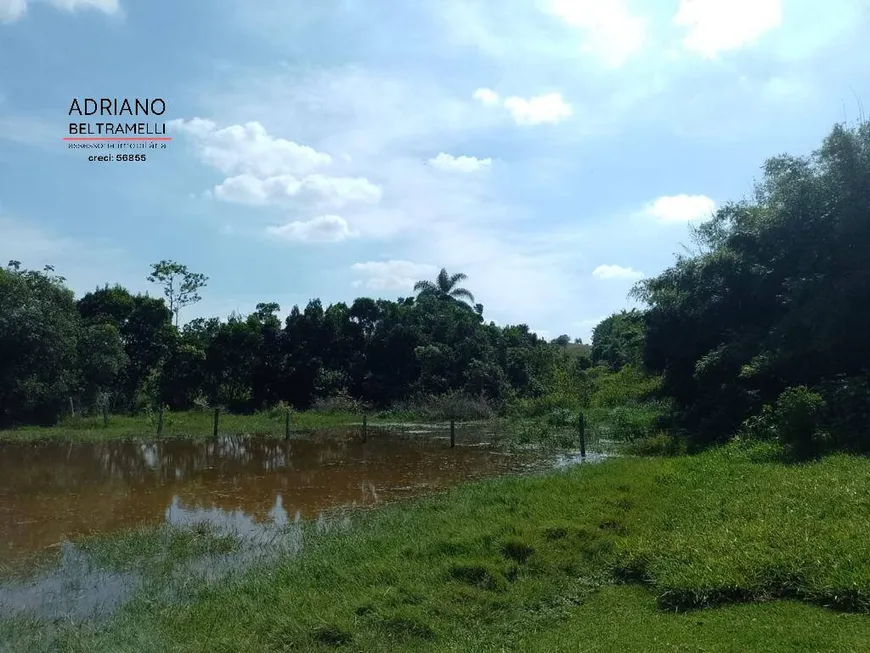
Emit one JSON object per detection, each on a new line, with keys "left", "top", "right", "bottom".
{"left": 2, "top": 440, "right": 869, "bottom": 651}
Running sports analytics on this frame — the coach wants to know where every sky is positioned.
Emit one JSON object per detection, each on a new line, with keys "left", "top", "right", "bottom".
{"left": 1, "top": 0, "right": 869, "bottom": 342}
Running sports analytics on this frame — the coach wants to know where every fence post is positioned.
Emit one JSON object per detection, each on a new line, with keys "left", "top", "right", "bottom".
{"left": 157, "top": 406, "right": 164, "bottom": 436}
{"left": 362, "top": 414, "right": 367, "bottom": 443}
{"left": 102, "top": 404, "right": 109, "bottom": 428}
{"left": 284, "top": 410, "right": 290, "bottom": 440}
{"left": 213, "top": 408, "right": 220, "bottom": 437}
{"left": 450, "top": 419, "right": 455, "bottom": 448}
{"left": 69, "top": 396, "right": 75, "bottom": 418}
{"left": 578, "top": 410, "right": 586, "bottom": 459}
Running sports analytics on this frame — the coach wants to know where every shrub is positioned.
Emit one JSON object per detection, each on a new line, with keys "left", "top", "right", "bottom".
{"left": 622, "top": 432, "right": 686, "bottom": 457}
{"left": 423, "top": 391, "right": 496, "bottom": 421}
{"left": 310, "top": 391, "right": 369, "bottom": 414}
{"left": 818, "top": 373, "right": 870, "bottom": 453}
{"left": 588, "top": 366, "right": 662, "bottom": 409}
{"left": 774, "top": 386, "right": 828, "bottom": 460}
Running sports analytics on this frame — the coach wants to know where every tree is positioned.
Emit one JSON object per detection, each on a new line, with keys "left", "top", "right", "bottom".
{"left": 635, "top": 121, "right": 870, "bottom": 450}
{"left": 0, "top": 263, "right": 81, "bottom": 425}
{"left": 590, "top": 311, "right": 645, "bottom": 371}
{"left": 551, "top": 334, "right": 571, "bottom": 347}
{"left": 147, "top": 260, "right": 209, "bottom": 327}
{"left": 413, "top": 268, "right": 475, "bottom": 305}
{"left": 78, "top": 285, "right": 174, "bottom": 410}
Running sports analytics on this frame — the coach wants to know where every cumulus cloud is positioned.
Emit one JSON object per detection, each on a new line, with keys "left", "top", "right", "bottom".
{"left": 674, "top": 0, "right": 782, "bottom": 58}
{"left": 173, "top": 118, "right": 383, "bottom": 215}
{"left": 592, "top": 264, "right": 644, "bottom": 280}
{"left": 504, "top": 93, "right": 573, "bottom": 125}
{"left": 472, "top": 87, "right": 501, "bottom": 106}
{"left": 473, "top": 88, "right": 573, "bottom": 125}
{"left": 212, "top": 173, "right": 381, "bottom": 208}
{"left": 265, "top": 215, "right": 355, "bottom": 243}
{"left": 544, "top": 0, "right": 647, "bottom": 67}
{"left": 643, "top": 194, "right": 716, "bottom": 224}
{"left": 171, "top": 118, "right": 331, "bottom": 178}
{"left": 427, "top": 153, "right": 492, "bottom": 173}
{"left": 350, "top": 260, "right": 438, "bottom": 291}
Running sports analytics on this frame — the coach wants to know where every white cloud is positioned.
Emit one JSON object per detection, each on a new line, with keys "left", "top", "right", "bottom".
{"left": 212, "top": 173, "right": 381, "bottom": 208}
{"left": 173, "top": 118, "right": 383, "bottom": 214}
{"left": 193, "top": 66, "right": 588, "bottom": 328}
{"left": 472, "top": 88, "right": 501, "bottom": 106}
{"left": 350, "top": 260, "right": 438, "bottom": 291}
{"left": 643, "top": 194, "right": 716, "bottom": 224}
{"left": 674, "top": 0, "right": 782, "bottom": 58}
{"left": 471, "top": 88, "right": 572, "bottom": 125}
{"left": 544, "top": 0, "right": 647, "bottom": 67}
{"left": 592, "top": 264, "right": 644, "bottom": 280}
{"left": 503, "top": 93, "right": 573, "bottom": 125}
{"left": 0, "top": 0, "right": 119, "bottom": 22}
{"left": 171, "top": 118, "right": 332, "bottom": 178}
{"left": 427, "top": 153, "right": 492, "bottom": 173}
{"left": 265, "top": 215, "right": 355, "bottom": 243}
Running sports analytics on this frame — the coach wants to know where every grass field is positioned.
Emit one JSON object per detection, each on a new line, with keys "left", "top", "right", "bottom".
{"left": 2, "top": 440, "right": 869, "bottom": 652}
{"left": 0, "top": 409, "right": 398, "bottom": 443}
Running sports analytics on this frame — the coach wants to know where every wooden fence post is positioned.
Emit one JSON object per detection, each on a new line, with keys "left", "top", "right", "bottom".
{"left": 102, "top": 404, "right": 109, "bottom": 428}
{"left": 157, "top": 406, "right": 164, "bottom": 436}
{"left": 284, "top": 411, "right": 291, "bottom": 440}
{"left": 213, "top": 408, "right": 220, "bottom": 437}
{"left": 69, "top": 397, "right": 75, "bottom": 418}
{"left": 362, "top": 414, "right": 367, "bottom": 443}
{"left": 450, "top": 419, "right": 455, "bottom": 448}
{"left": 578, "top": 410, "right": 586, "bottom": 459}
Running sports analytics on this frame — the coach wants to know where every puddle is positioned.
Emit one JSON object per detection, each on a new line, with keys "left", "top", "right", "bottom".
{"left": 0, "top": 426, "right": 598, "bottom": 620}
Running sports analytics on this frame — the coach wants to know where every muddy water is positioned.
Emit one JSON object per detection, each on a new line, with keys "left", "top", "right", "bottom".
{"left": 0, "top": 427, "right": 576, "bottom": 569}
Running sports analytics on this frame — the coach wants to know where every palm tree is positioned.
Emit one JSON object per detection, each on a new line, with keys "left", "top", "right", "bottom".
{"left": 414, "top": 268, "right": 475, "bottom": 305}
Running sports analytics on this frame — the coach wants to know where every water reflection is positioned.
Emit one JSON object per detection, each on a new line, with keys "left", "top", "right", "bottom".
{"left": 0, "top": 428, "right": 560, "bottom": 566}
{"left": 0, "top": 428, "right": 598, "bottom": 619}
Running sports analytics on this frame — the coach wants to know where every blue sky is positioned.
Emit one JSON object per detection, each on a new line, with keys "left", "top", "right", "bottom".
{"left": 1, "top": 0, "right": 868, "bottom": 341}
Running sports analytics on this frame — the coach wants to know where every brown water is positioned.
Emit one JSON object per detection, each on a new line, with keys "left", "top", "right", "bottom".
{"left": 0, "top": 426, "right": 582, "bottom": 568}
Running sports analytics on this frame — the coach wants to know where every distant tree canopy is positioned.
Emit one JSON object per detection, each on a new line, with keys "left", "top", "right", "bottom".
{"left": 0, "top": 263, "right": 581, "bottom": 426}
{"left": 633, "top": 121, "right": 870, "bottom": 452}
{"left": 590, "top": 310, "right": 645, "bottom": 371}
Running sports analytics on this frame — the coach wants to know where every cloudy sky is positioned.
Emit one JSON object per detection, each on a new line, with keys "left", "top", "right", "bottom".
{"left": 1, "top": 0, "right": 868, "bottom": 341}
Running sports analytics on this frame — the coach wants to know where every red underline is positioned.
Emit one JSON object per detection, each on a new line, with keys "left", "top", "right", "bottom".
{"left": 62, "top": 137, "right": 173, "bottom": 141}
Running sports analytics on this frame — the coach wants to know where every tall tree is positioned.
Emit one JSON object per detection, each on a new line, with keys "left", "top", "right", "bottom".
{"left": 635, "top": 121, "right": 870, "bottom": 450}
{"left": 0, "top": 263, "right": 81, "bottom": 425}
{"left": 147, "top": 260, "right": 208, "bottom": 327}
{"left": 590, "top": 310, "right": 645, "bottom": 371}
{"left": 413, "top": 268, "right": 475, "bottom": 305}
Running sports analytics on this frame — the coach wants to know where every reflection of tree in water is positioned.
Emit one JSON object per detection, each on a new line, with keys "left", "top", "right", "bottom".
{"left": 0, "top": 432, "right": 546, "bottom": 564}
{"left": 359, "top": 481, "right": 379, "bottom": 505}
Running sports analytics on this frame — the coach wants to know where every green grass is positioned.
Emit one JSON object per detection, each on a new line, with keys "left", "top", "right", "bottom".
{"left": 2, "top": 441, "right": 869, "bottom": 651}
{"left": 0, "top": 409, "right": 408, "bottom": 443}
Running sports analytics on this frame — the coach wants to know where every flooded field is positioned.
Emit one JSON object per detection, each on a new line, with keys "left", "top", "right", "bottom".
{"left": 0, "top": 425, "right": 594, "bottom": 619}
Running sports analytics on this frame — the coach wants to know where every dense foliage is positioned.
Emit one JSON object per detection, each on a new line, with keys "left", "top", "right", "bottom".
{"left": 0, "top": 264, "right": 586, "bottom": 426}
{"left": 631, "top": 122, "right": 870, "bottom": 454}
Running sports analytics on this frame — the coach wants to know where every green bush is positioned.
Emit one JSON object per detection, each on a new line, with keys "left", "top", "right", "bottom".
{"left": 622, "top": 432, "right": 686, "bottom": 457}
{"left": 310, "top": 391, "right": 369, "bottom": 414}
{"left": 819, "top": 373, "right": 870, "bottom": 453}
{"left": 774, "top": 386, "right": 828, "bottom": 460}
{"left": 588, "top": 366, "right": 662, "bottom": 409}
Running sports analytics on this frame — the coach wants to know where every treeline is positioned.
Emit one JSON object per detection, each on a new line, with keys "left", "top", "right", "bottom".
{"left": 0, "top": 262, "right": 589, "bottom": 427}
{"left": 590, "top": 122, "right": 870, "bottom": 456}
